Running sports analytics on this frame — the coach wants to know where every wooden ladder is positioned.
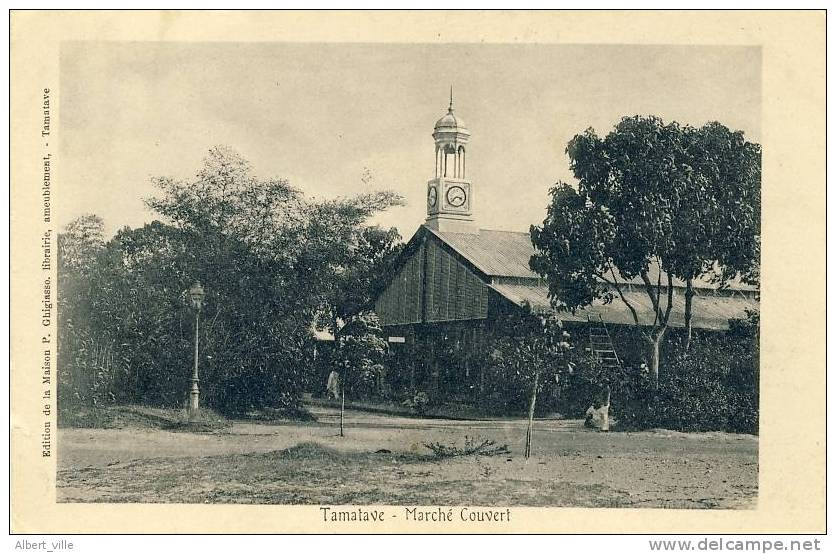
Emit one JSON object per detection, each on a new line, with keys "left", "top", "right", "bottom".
{"left": 587, "top": 313, "right": 622, "bottom": 369}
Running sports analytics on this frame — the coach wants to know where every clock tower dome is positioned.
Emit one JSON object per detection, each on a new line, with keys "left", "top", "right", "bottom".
{"left": 425, "top": 89, "right": 476, "bottom": 233}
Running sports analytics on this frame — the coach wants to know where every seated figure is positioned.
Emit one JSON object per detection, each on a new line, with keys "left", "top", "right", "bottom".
{"left": 584, "top": 385, "right": 611, "bottom": 431}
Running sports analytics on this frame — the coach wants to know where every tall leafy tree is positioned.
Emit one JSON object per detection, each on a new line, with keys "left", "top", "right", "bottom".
{"left": 531, "top": 116, "right": 683, "bottom": 387}
{"left": 58, "top": 214, "right": 106, "bottom": 272}
{"left": 298, "top": 198, "right": 402, "bottom": 333}
{"left": 59, "top": 146, "right": 402, "bottom": 415}
{"left": 86, "top": 222, "right": 196, "bottom": 406}
{"left": 142, "top": 146, "right": 402, "bottom": 413}
{"left": 57, "top": 214, "right": 111, "bottom": 405}
{"left": 673, "top": 123, "right": 761, "bottom": 348}
{"left": 330, "top": 225, "right": 403, "bottom": 321}
{"left": 531, "top": 115, "right": 760, "bottom": 386}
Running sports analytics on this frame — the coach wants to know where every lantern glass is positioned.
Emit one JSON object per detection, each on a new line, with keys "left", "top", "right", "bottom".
{"left": 189, "top": 282, "right": 205, "bottom": 309}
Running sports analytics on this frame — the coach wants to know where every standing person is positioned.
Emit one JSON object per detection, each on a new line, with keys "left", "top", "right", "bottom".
{"left": 326, "top": 369, "right": 341, "bottom": 400}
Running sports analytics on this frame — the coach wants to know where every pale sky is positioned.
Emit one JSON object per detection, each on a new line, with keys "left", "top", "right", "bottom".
{"left": 59, "top": 42, "right": 761, "bottom": 239}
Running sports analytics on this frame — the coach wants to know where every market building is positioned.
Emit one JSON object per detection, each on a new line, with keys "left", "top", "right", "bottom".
{"left": 373, "top": 97, "right": 759, "bottom": 406}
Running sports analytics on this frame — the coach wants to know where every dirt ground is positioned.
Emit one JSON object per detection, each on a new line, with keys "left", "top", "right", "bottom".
{"left": 57, "top": 405, "right": 758, "bottom": 508}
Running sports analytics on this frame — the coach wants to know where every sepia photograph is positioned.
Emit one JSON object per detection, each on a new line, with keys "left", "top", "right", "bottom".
{"left": 52, "top": 40, "right": 760, "bottom": 509}
{"left": 9, "top": 10, "right": 825, "bottom": 536}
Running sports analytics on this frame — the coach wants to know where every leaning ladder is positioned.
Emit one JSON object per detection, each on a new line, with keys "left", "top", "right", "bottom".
{"left": 587, "top": 313, "right": 622, "bottom": 369}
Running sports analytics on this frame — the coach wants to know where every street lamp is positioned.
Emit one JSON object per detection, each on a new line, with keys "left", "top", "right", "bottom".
{"left": 188, "top": 281, "right": 205, "bottom": 419}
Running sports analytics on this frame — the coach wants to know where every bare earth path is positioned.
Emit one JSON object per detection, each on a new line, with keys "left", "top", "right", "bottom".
{"left": 57, "top": 405, "right": 758, "bottom": 508}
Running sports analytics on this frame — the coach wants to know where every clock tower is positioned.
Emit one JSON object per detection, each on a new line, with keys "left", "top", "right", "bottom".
{"left": 425, "top": 89, "right": 476, "bottom": 233}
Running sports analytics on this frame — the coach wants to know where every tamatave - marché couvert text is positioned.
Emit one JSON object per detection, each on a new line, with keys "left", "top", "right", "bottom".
{"left": 319, "top": 507, "right": 512, "bottom": 523}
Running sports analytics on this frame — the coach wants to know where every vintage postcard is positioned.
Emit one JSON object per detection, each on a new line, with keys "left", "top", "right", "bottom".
{"left": 10, "top": 10, "right": 825, "bottom": 534}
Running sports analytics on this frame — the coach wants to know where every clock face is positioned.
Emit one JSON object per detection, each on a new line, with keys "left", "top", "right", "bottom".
{"left": 446, "top": 185, "right": 467, "bottom": 208}
{"left": 427, "top": 186, "right": 437, "bottom": 208}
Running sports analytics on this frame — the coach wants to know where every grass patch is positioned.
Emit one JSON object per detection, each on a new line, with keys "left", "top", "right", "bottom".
{"left": 58, "top": 405, "right": 154, "bottom": 429}
{"left": 58, "top": 402, "right": 318, "bottom": 431}
{"left": 58, "top": 404, "right": 230, "bottom": 432}
{"left": 271, "top": 442, "right": 347, "bottom": 461}
{"left": 120, "top": 405, "right": 231, "bottom": 432}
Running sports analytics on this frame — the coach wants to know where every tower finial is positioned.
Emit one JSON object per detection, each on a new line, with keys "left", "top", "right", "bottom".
{"left": 449, "top": 85, "right": 454, "bottom": 112}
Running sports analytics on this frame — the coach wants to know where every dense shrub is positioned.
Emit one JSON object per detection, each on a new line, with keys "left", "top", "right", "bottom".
{"left": 402, "top": 391, "right": 430, "bottom": 415}
{"left": 333, "top": 312, "right": 388, "bottom": 401}
{"left": 557, "top": 354, "right": 642, "bottom": 419}
{"left": 480, "top": 359, "right": 541, "bottom": 415}
{"left": 477, "top": 312, "right": 574, "bottom": 417}
{"left": 479, "top": 361, "right": 566, "bottom": 416}
{"left": 563, "top": 314, "right": 759, "bottom": 433}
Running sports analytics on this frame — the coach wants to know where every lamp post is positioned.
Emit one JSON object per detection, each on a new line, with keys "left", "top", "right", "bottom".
{"left": 188, "top": 281, "right": 205, "bottom": 419}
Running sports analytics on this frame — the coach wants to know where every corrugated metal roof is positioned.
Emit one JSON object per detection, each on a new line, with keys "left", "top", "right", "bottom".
{"left": 490, "top": 281, "right": 757, "bottom": 331}
{"left": 427, "top": 225, "right": 757, "bottom": 292}
{"left": 428, "top": 227, "right": 540, "bottom": 278}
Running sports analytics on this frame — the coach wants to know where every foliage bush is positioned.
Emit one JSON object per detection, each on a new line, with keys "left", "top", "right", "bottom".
{"left": 402, "top": 391, "right": 430, "bottom": 415}
{"left": 479, "top": 365, "right": 564, "bottom": 416}
{"left": 333, "top": 312, "right": 388, "bottom": 401}
{"left": 56, "top": 214, "right": 121, "bottom": 408}
{"left": 477, "top": 309, "right": 573, "bottom": 417}
{"left": 563, "top": 313, "right": 759, "bottom": 433}
{"left": 651, "top": 316, "right": 759, "bottom": 434}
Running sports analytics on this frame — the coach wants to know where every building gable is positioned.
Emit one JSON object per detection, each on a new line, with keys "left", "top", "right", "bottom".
{"left": 374, "top": 229, "right": 490, "bottom": 327}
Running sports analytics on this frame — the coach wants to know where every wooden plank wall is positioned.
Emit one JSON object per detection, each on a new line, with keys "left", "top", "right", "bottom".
{"left": 374, "top": 244, "right": 424, "bottom": 326}
{"left": 375, "top": 237, "right": 490, "bottom": 326}
{"left": 424, "top": 239, "right": 488, "bottom": 322}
